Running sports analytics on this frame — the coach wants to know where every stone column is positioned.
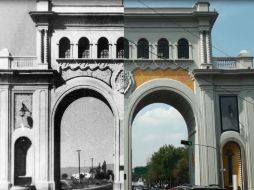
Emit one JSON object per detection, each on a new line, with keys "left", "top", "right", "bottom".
{"left": 89, "top": 44, "right": 93, "bottom": 58}
{"left": 0, "top": 87, "right": 11, "bottom": 190}
{"left": 149, "top": 43, "right": 153, "bottom": 59}
{"left": 43, "top": 29, "right": 48, "bottom": 64}
{"left": 200, "top": 31, "right": 205, "bottom": 64}
{"left": 37, "top": 29, "right": 43, "bottom": 64}
{"left": 169, "top": 44, "right": 173, "bottom": 60}
{"left": 129, "top": 44, "right": 133, "bottom": 59}
{"left": 206, "top": 31, "right": 211, "bottom": 64}
{"left": 189, "top": 43, "right": 193, "bottom": 60}
{"left": 174, "top": 43, "right": 178, "bottom": 59}
{"left": 73, "top": 42, "right": 78, "bottom": 59}
{"left": 198, "top": 86, "right": 219, "bottom": 186}
{"left": 109, "top": 44, "right": 113, "bottom": 59}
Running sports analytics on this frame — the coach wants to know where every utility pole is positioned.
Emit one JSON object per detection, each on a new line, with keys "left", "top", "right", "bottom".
{"left": 91, "top": 158, "right": 94, "bottom": 183}
{"left": 76, "top": 150, "right": 81, "bottom": 183}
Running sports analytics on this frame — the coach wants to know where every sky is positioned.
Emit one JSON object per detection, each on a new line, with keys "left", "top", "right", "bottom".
{"left": 61, "top": 97, "right": 114, "bottom": 168}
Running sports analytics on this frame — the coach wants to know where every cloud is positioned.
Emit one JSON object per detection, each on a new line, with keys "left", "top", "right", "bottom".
{"left": 132, "top": 104, "right": 188, "bottom": 167}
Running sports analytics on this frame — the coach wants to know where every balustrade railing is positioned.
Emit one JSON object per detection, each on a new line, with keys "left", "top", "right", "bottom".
{"left": 213, "top": 57, "right": 237, "bottom": 69}
{"left": 11, "top": 56, "right": 37, "bottom": 69}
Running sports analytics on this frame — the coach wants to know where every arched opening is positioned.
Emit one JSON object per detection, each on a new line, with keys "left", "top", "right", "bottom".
{"left": 137, "top": 38, "right": 149, "bottom": 59}
{"left": 97, "top": 37, "right": 109, "bottom": 58}
{"left": 78, "top": 37, "right": 90, "bottom": 58}
{"left": 223, "top": 141, "right": 244, "bottom": 190}
{"left": 127, "top": 85, "right": 196, "bottom": 190}
{"left": 14, "top": 137, "right": 32, "bottom": 186}
{"left": 116, "top": 37, "right": 124, "bottom": 58}
{"left": 157, "top": 38, "right": 169, "bottom": 59}
{"left": 132, "top": 103, "right": 188, "bottom": 189}
{"left": 54, "top": 89, "right": 114, "bottom": 190}
{"left": 59, "top": 37, "right": 71, "bottom": 58}
{"left": 177, "top": 38, "right": 189, "bottom": 59}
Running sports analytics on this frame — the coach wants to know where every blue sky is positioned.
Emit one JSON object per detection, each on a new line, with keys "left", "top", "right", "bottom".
{"left": 125, "top": 0, "right": 254, "bottom": 57}
{"left": 128, "top": 0, "right": 254, "bottom": 167}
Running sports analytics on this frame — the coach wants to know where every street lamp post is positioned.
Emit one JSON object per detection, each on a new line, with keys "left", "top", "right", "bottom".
{"left": 76, "top": 150, "right": 81, "bottom": 183}
{"left": 91, "top": 158, "right": 94, "bottom": 183}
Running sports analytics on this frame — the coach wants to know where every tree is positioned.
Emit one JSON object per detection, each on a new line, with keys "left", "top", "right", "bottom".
{"left": 146, "top": 145, "right": 189, "bottom": 187}
{"left": 61, "top": 173, "right": 68, "bottom": 180}
{"left": 102, "top": 160, "right": 107, "bottom": 174}
{"left": 172, "top": 158, "right": 189, "bottom": 184}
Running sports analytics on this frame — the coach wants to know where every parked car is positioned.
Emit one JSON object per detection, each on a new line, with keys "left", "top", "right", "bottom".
{"left": 172, "top": 184, "right": 226, "bottom": 190}
{"left": 60, "top": 180, "right": 72, "bottom": 190}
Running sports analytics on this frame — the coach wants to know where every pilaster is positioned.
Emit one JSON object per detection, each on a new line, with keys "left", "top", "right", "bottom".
{"left": 199, "top": 86, "right": 219, "bottom": 185}
{"left": 0, "top": 49, "right": 11, "bottom": 69}
{"left": 0, "top": 86, "right": 11, "bottom": 190}
{"left": 206, "top": 31, "right": 212, "bottom": 64}
{"left": 37, "top": 29, "right": 43, "bottom": 64}
{"left": 44, "top": 29, "right": 48, "bottom": 64}
{"left": 33, "top": 88, "right": 50, "bottom": 190}
{"left": 200, "top": 31, "right": 204, "bottom": 64}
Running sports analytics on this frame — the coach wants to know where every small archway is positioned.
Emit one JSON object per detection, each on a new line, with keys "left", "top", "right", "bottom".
{"left": 97, "top": 37, "right": 109, "bottom": 58}
{"left": 157, "top": 38, "right": 169, "bottom": 58}
{"left": 116, "top": 37, "right": 124, "bottom": 58}
{"left": 137, "top": 38, "right": 149, "bottom": 59}
{"left": 177, "top": 38, "right": 189, "bottom": 59}
{"left": 78, "top": 37, "right": 90, "bottom": 58}
{"left": 14, "top": 137, "right": 32, "bottom": 186}
{"left": 222, "top": 141, "right": 244, "bottom": 190}
{"left": 59, "top": 37, "right": 71, "bottom": 58}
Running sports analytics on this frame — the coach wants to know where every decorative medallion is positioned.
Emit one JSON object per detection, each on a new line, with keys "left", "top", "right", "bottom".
{"left": 112, "top": 69, "right": 132, "bottom": 94}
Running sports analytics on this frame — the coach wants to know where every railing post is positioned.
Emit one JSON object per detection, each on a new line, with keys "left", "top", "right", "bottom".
{"left": 237, "top": 50, "right": 253, "bottom": 69}
{"left": 0, "top": 49, "right": 11, "bottom": 69}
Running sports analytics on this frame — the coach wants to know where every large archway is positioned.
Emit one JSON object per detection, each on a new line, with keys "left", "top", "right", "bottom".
{"left": 52, "top": 77, "right": 121, "bottom": 190}
{"left": 125, "top": 79, "right": 201, "bottom": 189}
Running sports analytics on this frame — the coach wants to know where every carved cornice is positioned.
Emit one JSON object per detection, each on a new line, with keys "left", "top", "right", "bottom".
{"left": 30, "top": 11, "right": 124, "bottom": 27}
{"left": 124, "top": 59, "right": 194, "bottom": 72}
{"left": 57, "top": 58, "right": 123, "bottom": 71}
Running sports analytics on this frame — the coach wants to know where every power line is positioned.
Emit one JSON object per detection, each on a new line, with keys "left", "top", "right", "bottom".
{"left": 124, "top": 0, "right": 254, "bottom": 107}
{"left": 134, "top": 0, "right": 250, "bottom": 69}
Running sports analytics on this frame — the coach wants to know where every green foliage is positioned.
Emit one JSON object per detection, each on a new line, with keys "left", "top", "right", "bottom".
{"left": 145, "top": 145, "right": 189, "bottom": 186}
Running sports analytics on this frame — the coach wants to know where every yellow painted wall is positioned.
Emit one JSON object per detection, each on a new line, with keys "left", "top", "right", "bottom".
{"left": 133, "top": 68, "right": 194, "bottom": 91}
{"left": 223, "top": 142, "right": 242, "bottom": 189}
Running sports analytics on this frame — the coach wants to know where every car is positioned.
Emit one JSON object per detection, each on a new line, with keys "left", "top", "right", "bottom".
{"left": 173, "top": 184, "right": 226, "bottom": 190}
{"left": 60, "top": 180, "right": 72, "bottom": 190}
